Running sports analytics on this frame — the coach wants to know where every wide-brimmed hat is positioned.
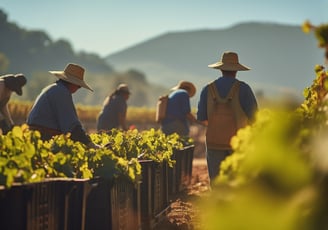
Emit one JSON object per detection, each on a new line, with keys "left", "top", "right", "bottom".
{"left": 116, "top": 83, "right": 131, "bottom": 94}
{"left": 49, "top": 63, "right": 93, "bottom": 91}
{"left": 2, "top": 73, "right": 27, "bottom": 96}
{"left": 208, "top": 51, "right": 251, "bottom": 71}
{"left": 171, "top": 80, "right": 196, "bottom": 97}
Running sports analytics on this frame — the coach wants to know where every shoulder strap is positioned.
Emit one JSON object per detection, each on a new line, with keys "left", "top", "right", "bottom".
{"left": 208, "top": 81, "right": 220, "bottom": 103}
{"left": 226, "top": 80, "right": 240, "bottom": 100}
{"left": 208, "top": 80, "right": 240, "bottom": 103}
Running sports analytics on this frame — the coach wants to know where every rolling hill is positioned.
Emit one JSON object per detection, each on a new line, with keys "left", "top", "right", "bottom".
{"left": 106, "top": 22, "right": 325, "bottom": 105}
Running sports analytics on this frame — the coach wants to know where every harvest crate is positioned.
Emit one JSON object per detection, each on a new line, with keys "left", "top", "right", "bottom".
{"left": 84, "top": 178, "right": 111, "bottom": 230}
{"left": 139, "top": 160, "right": 169, "bottom": 230}
{"left": 0, "top": 183, "right": 29, "bottom": 230}
{"left": 0, "top": 179, "right": 86, "bottom": 230}
{"left": 183, "top": 145, "right": 194, "bottom": 186}
{"left": 0, "top": 177, "right": 139, "bottom": 230}
{"left": 110, "top": 179, "right": 139, "bottom": 230}
{"left": 84, "top": 177, "right": 139, "bottom": 230}
{"left": 139, "top": 160, "right": 153, "bottom": 229}
{"left": 170, "top": 150, "right": 182, "bottom": 193}
{"left": 152, "top": 161, "right": 169, "bottom": 216}
{"left": 0, "top": 146, "right": 193, "bottom": 230}
{"left": 170, "top": 145, "right": 195, "bottom": 193}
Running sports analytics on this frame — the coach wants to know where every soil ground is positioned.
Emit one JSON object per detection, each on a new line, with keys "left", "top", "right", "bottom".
{"left": 153, "top": 158, "right": 210, "bottom": 230}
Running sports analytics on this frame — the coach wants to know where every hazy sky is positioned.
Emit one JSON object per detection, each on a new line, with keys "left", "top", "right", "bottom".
{"left": 1, "top": 0, "right": 327, "bottom": 57}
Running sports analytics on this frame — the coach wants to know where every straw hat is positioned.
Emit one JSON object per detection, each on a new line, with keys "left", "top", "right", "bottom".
{"left": 2, "top": 73, "right": 27, "bottom": 96}
{"left": 49, "top": 63, "right": 93, "bottom": 91}
{"left": 171, "top": 81, "right": 196, "bottom": 97}
{"left": 208, "top": 51, "right": 251, "bottom": 71}
{"left": 116, "top": 83, "right": 131, "bottom": 94}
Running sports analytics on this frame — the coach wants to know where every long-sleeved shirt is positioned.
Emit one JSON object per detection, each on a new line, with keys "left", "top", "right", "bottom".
{"left": 161, "top": 89, "right": 191, "bottom": 136}
{"left": 27, "top": 81, "right": 81, "bottom": 132}
{"left": 97, "top": 94, "right": 127, "bottom": 131}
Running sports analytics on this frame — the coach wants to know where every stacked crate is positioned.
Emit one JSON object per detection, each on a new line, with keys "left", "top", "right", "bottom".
{"left": 0, "top": 145, "right": 194, "bottom": 230}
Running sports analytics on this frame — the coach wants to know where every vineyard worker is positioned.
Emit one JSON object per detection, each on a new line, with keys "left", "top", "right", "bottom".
{"left": 161, "top": 80, "right": 198, "bottom": 137}
{"left": 27, "top": 63, "right": 100, "bottom": 149}
{"left": 0, "top": 74, "right": 27, "bottom": 134}
{"left": 197, "top": 51, "right": 258, "bottom": 184}
{"left": 97, "top": 83, "right": 130, "bottom": 132}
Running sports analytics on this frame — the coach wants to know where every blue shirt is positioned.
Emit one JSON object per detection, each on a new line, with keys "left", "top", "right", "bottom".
{"left": 163, "top": 89, "right": 191, "bottom": 123}
{"left": 97, "top": 94, "right": 127, "bottom": 131}
{"left": 160, "top": 89, "right": 191, "bottom": 136}
{"left": 197, "top": 76, "right": 258, "bottom": 121}
{"left": 27, "top": 81, "right": 81, "bottom": 132}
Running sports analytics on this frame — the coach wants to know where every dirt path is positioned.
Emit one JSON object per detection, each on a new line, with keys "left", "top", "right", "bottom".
{"left": 154, "top": 158, "right": 210, "bottom": 230}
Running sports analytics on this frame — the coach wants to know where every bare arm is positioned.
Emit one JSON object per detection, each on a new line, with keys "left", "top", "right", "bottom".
{"left": 198, "top": 120, "right": 208, "bottom": 127}
{"left": 186, "top": 112, "right": 197, "bottom": 123}
{"left": 187, "top": 112, "right": 207, "bottom": 126}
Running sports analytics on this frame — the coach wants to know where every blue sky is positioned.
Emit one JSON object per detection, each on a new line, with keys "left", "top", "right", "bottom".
{"left": 1, "top": 0, "right": 327, "bottom": 57}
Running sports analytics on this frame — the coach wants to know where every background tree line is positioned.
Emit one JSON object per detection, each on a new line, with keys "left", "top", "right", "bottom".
{"left": 0, "top": 9, "right": 166, "bottom": 107}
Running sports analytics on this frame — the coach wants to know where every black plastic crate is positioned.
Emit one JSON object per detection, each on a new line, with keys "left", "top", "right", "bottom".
{"left": 172, "top": 145, "right": 195, "bottom": 192}
{"left": 84, "top": 178, "right": 112, "bottom": 230}
{"left": 84, "top": 177, "right": 139, "bottom": 230}
{"left": 182, "top": 145, "right": 195, "bottom": 188}
{"left": 139, "top": 160, "right": 169, "bottom": 230}
{"left": 57, "top": 179, "right": 87, "bottom": 230}
{"left": 167, "top": 158, "right": 177, "bottom": 197}
{"left": 0, "top": 179, "right": 86, "bottom": 230}
{"left": 27, "top": 180, "right": 61, "bottom": 230}
{"left": 139, "top": 160, "right": 153, "bottom": 230}
{"left": 110, "top": 179, "right": 138, "bottom": 230}
{"left": 0, "top": 184, "right": 28, "bottom": 230}
{"left": 151, "top": 161, "right": 170, "bottom": 230}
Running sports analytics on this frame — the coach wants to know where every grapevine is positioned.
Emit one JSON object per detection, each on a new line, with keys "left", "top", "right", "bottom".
{"left": 0, "top": 125, "right": 187, "bottom": 188}
{"left": 199, "top": 22, "right": 328, "bottom": 230}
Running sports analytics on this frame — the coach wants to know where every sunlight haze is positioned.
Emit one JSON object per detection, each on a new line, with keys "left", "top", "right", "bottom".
{"left": 1, "top": 0, "right": 327, "bottom": 57}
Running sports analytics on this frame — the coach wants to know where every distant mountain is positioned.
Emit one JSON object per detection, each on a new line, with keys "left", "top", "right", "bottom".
{"left": 106, "top": 22, "right": 325, "bottom": 105}
{"left": 1, "top": 10, "right": 324, "bottom": 108}
{"left": 0, "top": 9, "right": 166, "bottom": 107}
